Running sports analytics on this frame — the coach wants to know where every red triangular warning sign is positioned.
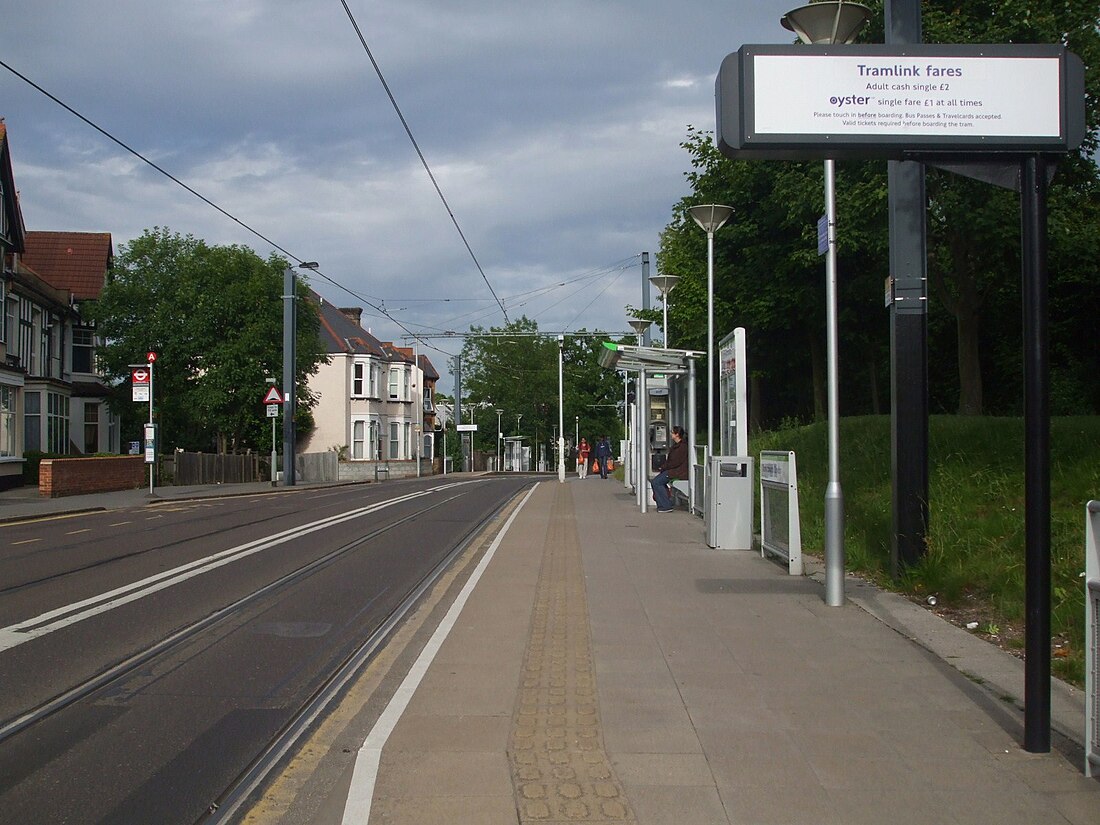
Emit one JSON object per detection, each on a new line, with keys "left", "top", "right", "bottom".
{"left": 262, "top": 387, "right": 284, "bottom": 404}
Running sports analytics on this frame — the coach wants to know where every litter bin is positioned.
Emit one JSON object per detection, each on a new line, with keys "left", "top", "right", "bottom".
{"left": 705, "top": 456, "right": 754, "bottom": 550}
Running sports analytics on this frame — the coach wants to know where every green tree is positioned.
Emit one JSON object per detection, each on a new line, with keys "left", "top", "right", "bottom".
{"left": 458, "top": 318, "right": 625, "bottom": 462}
{"left": 658, "top": 1, "right": 1099, "bottom": 424}
{"left": 91, "top": 228, "right": 328, "bottom": 452}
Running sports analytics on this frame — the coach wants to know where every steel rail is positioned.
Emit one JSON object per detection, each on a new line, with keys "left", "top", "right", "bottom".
{"left": 0, "top": 492, "right": 466, "bottom": 744}
{"left": 198, "top": 484, "right": 528, "bottom": 823}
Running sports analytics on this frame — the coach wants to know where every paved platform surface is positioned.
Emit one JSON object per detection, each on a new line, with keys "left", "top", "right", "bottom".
{"left": 328, "top": 477, "right": 1098, "bottom": 825}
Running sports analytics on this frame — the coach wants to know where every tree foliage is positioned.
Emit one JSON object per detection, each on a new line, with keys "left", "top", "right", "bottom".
{"left": 457, "top": 317, "right": 626, "bottom": 459}
{"left": 91, "top": 228, "right": 328, "bottom": 452}
{"left": 656, "top": 1, "right": 1099, "bottom": 427}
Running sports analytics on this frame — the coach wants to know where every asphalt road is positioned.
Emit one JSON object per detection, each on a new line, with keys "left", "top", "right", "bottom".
{"left": 0, "top": 475, "right": 534, "bottom": 825}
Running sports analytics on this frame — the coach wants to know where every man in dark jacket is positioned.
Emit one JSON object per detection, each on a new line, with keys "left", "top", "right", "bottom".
{"left": 595, "top": 435, "right": 613, "bottom": 479}
{"left": 651, "top": 425, "right": 688, "bottom": 512}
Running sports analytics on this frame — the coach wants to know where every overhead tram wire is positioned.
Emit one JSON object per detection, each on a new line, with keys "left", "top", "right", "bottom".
{"left": 0, "top": 58, "right": 303, "bottom": 268}
{"left": 339, "top": 0, "right": 508, "bottom": 325}
{"left": 434, "top": 256, "right": 642, "bottom": 330}
{"left": 0, "top": 58, "right": 455, "bottom": 362}
{"left": 561, "top": 263, "right": 631, "bottom": 332}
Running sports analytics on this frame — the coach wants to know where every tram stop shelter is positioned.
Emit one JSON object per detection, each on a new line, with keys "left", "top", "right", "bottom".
{"left": 598, "top": 342, "right": 702, "bottom": 514}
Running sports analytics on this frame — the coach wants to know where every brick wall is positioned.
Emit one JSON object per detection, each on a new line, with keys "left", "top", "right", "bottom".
{"left": 39, "top": 456, "right": 146, "bottom": 498}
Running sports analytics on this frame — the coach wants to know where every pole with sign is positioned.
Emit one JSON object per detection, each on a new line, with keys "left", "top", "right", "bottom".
{"left": 131, "top": 356, "right": 156, "bottom": 494}
{"left": 263, "top": 384, "right": 283, "bottom": 485}
{"left": 147, "top": 353, "right": 156, "bottom": 494}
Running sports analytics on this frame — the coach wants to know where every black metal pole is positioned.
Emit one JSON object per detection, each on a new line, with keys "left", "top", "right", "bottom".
{"left": 1021, "top": 154, "right": 1051, "bottom": 753}
{"left": 886, "top": 0, "right": 929, "bottom": 574}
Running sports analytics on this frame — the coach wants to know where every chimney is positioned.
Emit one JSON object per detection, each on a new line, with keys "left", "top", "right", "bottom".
{"left": 339, "top": 307, "right": 363, "bottom": 325}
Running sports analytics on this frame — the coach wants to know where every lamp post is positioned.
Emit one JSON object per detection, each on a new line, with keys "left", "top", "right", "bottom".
{"left": 649, "top": 274, "right": 680, "bottom": 349}
{"left": 688, "top": 205, "right": 733, "bottom": 461}
{"left": 557, "top": 335, "right": 565, "bottom": 483}
{"left": 282, "top": 260, "right": 319, "bottom": 486}
{"left": 626, "top": 318, "right": 651, "bottom": 349}
{"left": 575, "top": 415, "right": 579, "bottom": 448}
{"left": 782, "top": 0, "right": 871, "bottom": 607}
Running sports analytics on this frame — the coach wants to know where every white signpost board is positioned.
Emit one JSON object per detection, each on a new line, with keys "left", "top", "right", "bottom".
{"left": 717, "top": 44, "right": 1085, "bottom": 160}
{"left": 752, "top": 54, "right": 1061, "bottom": 139}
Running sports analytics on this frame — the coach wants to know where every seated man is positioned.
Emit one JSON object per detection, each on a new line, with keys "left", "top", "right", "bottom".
{"left": 651, "top": 425, "right": 687, "bottom": 512}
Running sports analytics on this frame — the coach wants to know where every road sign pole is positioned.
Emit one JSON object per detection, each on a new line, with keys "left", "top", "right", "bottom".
{"left": 148, "top": 360, "right": 154, "bottom": 495}
{"left": 271, "top": 415, "right": 277, "bottom": 487}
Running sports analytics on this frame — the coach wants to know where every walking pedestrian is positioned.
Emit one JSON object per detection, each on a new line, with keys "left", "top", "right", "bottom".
{"left": 577, "top": 438, "right": 590, "bottom": 479}
{"left": 595, "top": 435, "right": 612, "bottom": 479}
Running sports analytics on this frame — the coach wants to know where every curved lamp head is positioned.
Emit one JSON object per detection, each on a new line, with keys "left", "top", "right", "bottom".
{"left": 780, "top": 1, "right": 872, "bottom": 45}
{"left": 688, "top": 204, "right": 734, "bottom": 234}
{"left": 649, "top": 274, "right": 680, "bottom": 297}
{"left": 626, "top": 318, "right": 652, "bottom": 336}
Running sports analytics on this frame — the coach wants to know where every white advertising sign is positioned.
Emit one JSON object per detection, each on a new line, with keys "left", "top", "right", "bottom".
{"left": 133, "top": 385, "right": 150, "bottom": 402}
{"left": 753, "top": 54, "right": 1061, "bottom": 139}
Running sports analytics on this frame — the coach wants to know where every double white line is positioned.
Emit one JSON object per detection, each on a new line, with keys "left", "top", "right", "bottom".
{"left": 0, "top": 484, "right": 470, "bottom": 654}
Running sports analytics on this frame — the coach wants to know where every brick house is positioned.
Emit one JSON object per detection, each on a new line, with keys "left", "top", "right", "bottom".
{"left": 21, "top": 231, "right": 119, "bottom": 456}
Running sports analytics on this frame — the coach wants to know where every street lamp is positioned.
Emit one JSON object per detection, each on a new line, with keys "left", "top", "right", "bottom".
{"left": 626, "top": 317, "right": 651, "bottom": 348}
{"left": 782, "top": 0, "right": 871, "bottom": 608}
{"left": 575, "top": 415, "right": 579, "bottom": 447}
{"left": 781, "top": 0, "right": 871, "bottom": 44}
{"left": 649, "top": 274, "right": 680, "bottom": 349}
{"left": 283, "top": 260, "right": 319, "bottom": 486}
{"left": 688, "top": 205, "right": 733, "bottom": 461}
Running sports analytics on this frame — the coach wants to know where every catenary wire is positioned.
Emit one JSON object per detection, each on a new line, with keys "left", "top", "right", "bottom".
{"left": 0, "top": 57, "right": 457, "bottom": 360}
{"left": 339, "top": 0, "right": 509, "bottom": 325}
{"left": 0, "top": 58, "right": 304, "bottom": 268}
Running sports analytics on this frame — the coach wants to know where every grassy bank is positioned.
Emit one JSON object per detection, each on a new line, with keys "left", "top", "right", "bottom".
{"left": 752, "top": 415, "right": 1100, "bottom": 685}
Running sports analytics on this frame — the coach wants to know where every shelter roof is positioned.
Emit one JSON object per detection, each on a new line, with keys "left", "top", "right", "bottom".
{"left": 597, "top": 342, "right": 703, "bottom": 374}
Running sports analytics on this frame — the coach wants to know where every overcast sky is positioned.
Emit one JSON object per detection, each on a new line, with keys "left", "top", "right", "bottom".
{"left": 3, "top": 1, "right": 793, "bottom": 392}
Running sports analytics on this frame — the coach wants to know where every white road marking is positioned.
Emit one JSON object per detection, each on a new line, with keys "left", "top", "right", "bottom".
{"left": 0, "top": 482, "right": 478, "bottom": 654}
{"left": 340, "top": 483, "right": 538, "bottom": 825}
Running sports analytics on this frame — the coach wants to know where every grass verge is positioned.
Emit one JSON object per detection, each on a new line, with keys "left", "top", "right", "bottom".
{"left": 753, "top": 415, "right": 1099, "bottom": 686}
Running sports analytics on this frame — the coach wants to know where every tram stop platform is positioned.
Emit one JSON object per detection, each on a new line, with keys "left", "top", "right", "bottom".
{"left": 256, "top": 476, "right": 1099, "bottom": 825}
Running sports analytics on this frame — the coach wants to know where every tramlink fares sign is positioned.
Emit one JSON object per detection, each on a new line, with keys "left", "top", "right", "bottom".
{"left": 716, "top": 44, "right": 1085, "bottom": 161}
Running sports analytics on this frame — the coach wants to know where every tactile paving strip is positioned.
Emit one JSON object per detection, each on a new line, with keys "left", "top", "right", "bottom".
{"left": 508, "top": 485, "right": 635, "bottom": 823}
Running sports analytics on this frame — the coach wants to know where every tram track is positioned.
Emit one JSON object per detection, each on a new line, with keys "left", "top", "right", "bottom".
{"left": 199, "top": 485, "right": 524, "bottom": 824}
{"left": 0, "top": 492, "right": 462, "bottom": 744}
{"left": 0, "top": 477, "right": 533, "bottom": 825}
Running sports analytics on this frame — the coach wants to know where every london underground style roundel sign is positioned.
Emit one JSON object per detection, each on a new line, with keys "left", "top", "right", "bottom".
{"left": 716, "top": 43, "right": 1085, "bottom": 161}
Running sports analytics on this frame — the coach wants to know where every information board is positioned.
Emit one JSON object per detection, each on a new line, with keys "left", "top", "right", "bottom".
{"left": 717, "top": 43, "right": 1085, "bottom": 160}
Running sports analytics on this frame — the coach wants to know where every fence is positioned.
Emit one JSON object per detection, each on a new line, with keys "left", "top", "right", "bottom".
{"left": 172, "top": 452, "right": 265, "bottom": 486}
